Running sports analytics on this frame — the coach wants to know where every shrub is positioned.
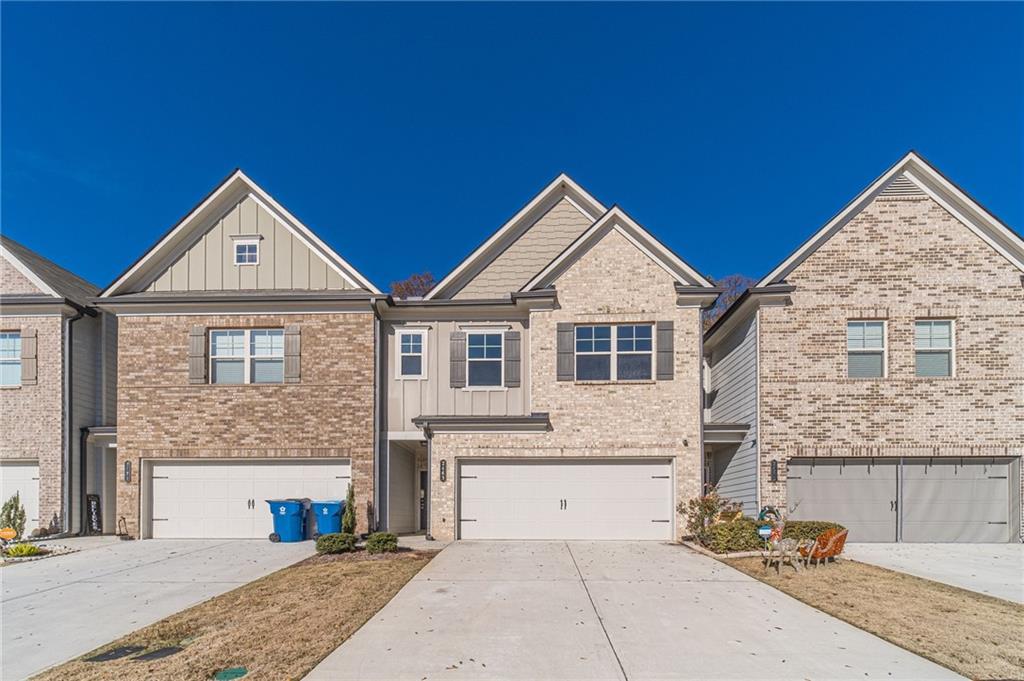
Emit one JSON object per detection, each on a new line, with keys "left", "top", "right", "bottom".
{"left": 4, "top": 543, "right": 41, "bottom": 558}
{"left": 365, "top": 532, "right": 398, "bottom": 554}
{"left": 702, "top": 517, "right": 763, "bottom": 554}
{"left": 0, "top": 493, "right": 27, "bottom": 540}
{"left": 316, "top": 532, "right": 357, "bottom": 554}
{"left": 342, "top": 484, "right": 356, "bottom": 535}
{"left": 782, "top": 521, "right": 846, "bottom": 542}
{"left": 679, "top": 485, "right": 742, "bottom": 539}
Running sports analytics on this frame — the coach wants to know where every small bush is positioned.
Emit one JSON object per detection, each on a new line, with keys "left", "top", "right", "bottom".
{"left": 4, "top": 543, "right": 42, "bottom": 558}
{"left": 782, "top": 521, "right": 846, "bottom": 542}
{"left": 0, "top": 493, "right": 27, "bottom": 540}
{"left": 702, "top": 517, "right": 763, "bottom": 554}
{"left": 365, "top": 532, "right": 398, "bottom": 554}
{"left": 316, "top": 532, "right": 357, "bottom": 554}
{"left": 679, "top": 485, "right": 742, "bottom": 538}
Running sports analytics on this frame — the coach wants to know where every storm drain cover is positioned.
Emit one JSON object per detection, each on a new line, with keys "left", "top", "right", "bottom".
{"left": 133, "top": 646, "right": 183, "bottom": 661}
{"left": 85, "top": 646, "right": 146, "bottom": 662}
{"left": 214, "top": 667, "right": 248, "bottom": 680}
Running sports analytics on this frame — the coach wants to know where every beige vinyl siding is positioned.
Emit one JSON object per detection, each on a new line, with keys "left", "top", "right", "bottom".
{"left": 453, "top": 198, "right": 593, "bottom": 299}
{"left": 147, "top": 196, "right": 351, "bottom": 292}
{"left": 384, "top": 320, "right": 530, "bottom": 431}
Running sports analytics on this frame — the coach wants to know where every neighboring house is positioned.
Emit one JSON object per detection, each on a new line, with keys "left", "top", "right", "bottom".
{"left": 0, "top": 235, "right": 117, "bottom": 536}
{"left": 704, "top": 152, "right": 1024, "bottom": 543}
{"left": 377, "top": 175, "right": 719, "bottom": 541}
{"left": 97, "top": 170, "right": 383, "bottom": 539}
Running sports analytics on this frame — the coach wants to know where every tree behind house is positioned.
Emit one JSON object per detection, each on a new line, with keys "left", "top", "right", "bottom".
{"left": 703, "top": 274, "right": 755, "bottom": 332}
{"left": 390, "top": 272, "right": 435, "bottom": 299}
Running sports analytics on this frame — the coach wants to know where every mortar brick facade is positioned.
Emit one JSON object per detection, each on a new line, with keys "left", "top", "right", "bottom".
{"left": 429, "top": 229, "right": 704, "bottom": 541}
{"left": 116, "top": 312, "right": 376, "bottom": 537}
{"left": 758, "top": 194, "right": 1024, "bottom": 517}
{"left": 0, "top": 315, "right": 64, "bottom": 531}
{"left": 1, "top": 256, "right": 43, "bottom": 295}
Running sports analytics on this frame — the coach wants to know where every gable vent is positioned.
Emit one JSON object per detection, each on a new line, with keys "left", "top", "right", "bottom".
{"left": 878, "top": 173, "right": 925, "bottom": 197}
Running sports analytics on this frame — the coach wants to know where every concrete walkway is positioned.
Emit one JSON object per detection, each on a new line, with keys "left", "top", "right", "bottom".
{"left": 845, "top": 543, "right": 1024, "bottom": 604}
{"left": 306, "top": 541, "right": 962, "bottom": 680}
{"left": 1, "top": 538, "right": 314, "bottom": 680}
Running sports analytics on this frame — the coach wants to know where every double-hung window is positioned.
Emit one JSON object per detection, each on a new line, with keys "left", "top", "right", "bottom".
{"left": 0, "top": 332, "right": 21, "bottom": 386}
{"left": 210, "top": 329, "right": 283, "bottom": 384}
{"left": 576, "top": 324, "right": 653, "bottom": 381}
{"left": 915, "top": 320, "right": 953, "bottom": 377}
{"left": 467, "top": 332, "right": 503, "bottom": 387}
{"left": 847, "top": 321, "right": 885, "bottom": 378}
{"left": 398, "top": 331, "right": 426, "bottom": 378}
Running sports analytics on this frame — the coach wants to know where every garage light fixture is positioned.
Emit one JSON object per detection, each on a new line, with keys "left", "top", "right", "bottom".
{"left": 123, "top": 460, "right": 132, "bottom": 483}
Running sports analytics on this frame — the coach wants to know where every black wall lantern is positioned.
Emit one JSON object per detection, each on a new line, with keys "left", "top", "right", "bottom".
{"left": 769, "top": 459, "right": 778, "bottom": 483}
{"left": 439, "top": 459, "right": 447, "bottom": 483}
{"left": 123, "top": 460, "right": 132, "bottom": 483}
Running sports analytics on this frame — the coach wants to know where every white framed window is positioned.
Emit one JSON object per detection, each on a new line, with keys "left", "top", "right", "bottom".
{"left": 234, "top": 239, "right": 259, "bottom": 266}
{"left": 915, "top": 320, "right": 954, "bottom": 377}
{"left": 397, "top": 330, "right": 426, "bottom": 378}
{"left": 210, "top": 329, "right": 283, "bottom": 384}
{"left": 576, "top": 324, "right": 653, "bottom": 381}
{"left": 467, "top": 332, "right": 503, "bottom": 387}
{"left": 847, "top": 320, "right": 886, "bottom": 378}
{"left": 0, "top": 332, "right": 21, "bottom": 386}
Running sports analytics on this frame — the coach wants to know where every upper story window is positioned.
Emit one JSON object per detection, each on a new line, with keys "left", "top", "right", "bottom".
{"left": 398, "top": 330, "right": 426, "bottom": 378}
{"left": 0, "top": 332, "right": 21, "bottom": 386}
{"left": 847, "top": 321, "right": 885, "bottom": 378}
{"left": 915, "top": 320, "right": 954, "bottom": 377}
{"left": 467, "top": 332, "right": 503, "bottom": 387}
{"left": 234, "top": 239, "right": 259, "bottom": 265}
{"left": 576, "top": 324, "right": 653, "bottom": 381}
{"left": 210, "top": 329, "right": 283, "bottom": 384}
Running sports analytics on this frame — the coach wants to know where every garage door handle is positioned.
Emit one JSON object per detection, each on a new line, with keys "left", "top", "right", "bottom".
{"left": 153, "top": 518, "right": 168, "bottom": 522}
{"left": 461, "top": 476, "right": 478, "bottom": 479}
{"left": 651, "top": 519, "right": 670, "bottom": 523}
{"left": 462, "top": 519, "right": 477, "bottom": 522}
{"left": 651, "top": 475, "right": 670, "bottom": 479}
{"left": 988, "top": 521, "right": 1007, "bottom": 525}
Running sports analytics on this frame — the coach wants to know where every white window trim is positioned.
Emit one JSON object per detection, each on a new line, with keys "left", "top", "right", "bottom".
{"left": 0, "top": 331, "right": 21, "bottom": 387}
{"left": 914, "top": 319, "right": 956, "bottom": 378}
{"left": 209, "top": 328, "right": 283, "bottom": 385}
{"left": 846, "top": 320, "right": 887, "bottom": 379}
{"left": 575, "top": 324, "right": 654, "bottom": 382}
{"left": 396, "top": 329, "right": 427, "bottom": 380}
{"left": 233, "top": 238, "right": 260, "bottom": 266}
{"left": 464, "top": 329, "right": 505, "bottom": 390}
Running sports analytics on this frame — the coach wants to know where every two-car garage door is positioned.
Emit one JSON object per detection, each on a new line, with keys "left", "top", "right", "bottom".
{"left": 787, "top": 457, "right": 1017, "bottom": 543}
{"left": 149, "top": 459, "right": 350, "bottom": 539}
{"left": 458, "top": 459, "right": 674, "bottom": 540}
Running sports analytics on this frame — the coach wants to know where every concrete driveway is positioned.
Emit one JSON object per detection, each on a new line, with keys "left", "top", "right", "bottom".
{"left": 306, "top": 541, "right": 962, "bottom": 680}
{"left": 845, "top": 543, "right": 1024, "bottom": 603}
{"left": 2, "top": 537, "right": 314, "bottom": 681}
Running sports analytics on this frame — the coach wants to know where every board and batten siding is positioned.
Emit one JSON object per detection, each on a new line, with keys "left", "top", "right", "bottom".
{"left": 706, "top": 312, "right": 759, "bottom": 516}
{"left": 147, "top": 196, "right": 352, "bottom": 292}
{"left": 384, "top": 320, "right": 530, "bottom": 432}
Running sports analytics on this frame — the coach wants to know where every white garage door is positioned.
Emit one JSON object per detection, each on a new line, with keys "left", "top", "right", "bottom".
{"left": 458, "top": 459, "right": 673, "bottom": 540}
{"left": 150, "top": 459, "right": 350, "bottom": 539}
{"left": 0, "top": 461, "right": 40, "bottom": 533}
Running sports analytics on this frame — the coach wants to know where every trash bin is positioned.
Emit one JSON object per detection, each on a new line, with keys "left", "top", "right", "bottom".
{"left": 310, "top": 501, "right": 344, "bottom": 539}
{"left": 266, "top": 499, "right": 308, "bottom": 542}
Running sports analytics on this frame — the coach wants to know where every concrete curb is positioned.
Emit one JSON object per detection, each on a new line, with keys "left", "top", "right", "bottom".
{"left": 2, "top": 544, "right": 80, "bottom": 565}
{"left": 681, "top": 540, "right": 762, "bottom": 559}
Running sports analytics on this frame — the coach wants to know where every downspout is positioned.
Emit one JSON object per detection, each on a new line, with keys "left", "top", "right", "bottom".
{"left": 372, "top": 308, "right": 381, "bottom": 532}
{"left": 62, "top": 304, "right": 90, "bottom": 534}
{"left": 425, "top": 429, "right": 433, "bottom": 541}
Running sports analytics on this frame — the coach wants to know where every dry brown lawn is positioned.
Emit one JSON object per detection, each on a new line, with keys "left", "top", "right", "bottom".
{"left": 37, "top": 549, "right": 435, "bottom": 681}
{"left": 727, "top": 556, "right": 1024, "bottom": 681}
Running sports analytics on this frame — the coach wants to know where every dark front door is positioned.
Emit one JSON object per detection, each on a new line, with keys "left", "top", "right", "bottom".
{"left": 419, "top": 470, "right": 428, "bottom": 531}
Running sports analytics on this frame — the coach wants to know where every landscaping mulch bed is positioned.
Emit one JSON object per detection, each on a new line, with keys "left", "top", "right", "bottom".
{"left": 37, "top": 548, "right": 436, "bottom": 681}
{"left": 726, "top": 556, "right": 1024, "bottom": 681}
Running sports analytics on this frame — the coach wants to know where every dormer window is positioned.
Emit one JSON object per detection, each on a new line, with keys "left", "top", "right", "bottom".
{"left": 234, "top": 239, "right": 260, "bottom": 265}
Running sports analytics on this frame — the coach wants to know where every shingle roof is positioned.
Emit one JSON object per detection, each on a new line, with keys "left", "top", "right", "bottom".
{"left": 1, "top": 234, "right": 99, "bottom": 307}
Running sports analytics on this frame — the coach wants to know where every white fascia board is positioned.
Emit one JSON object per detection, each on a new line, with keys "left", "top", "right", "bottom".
{"left": 424, "top": 173, "right": 607, "bottom": 300}
{"left": 523, "top": 207, "right": 714, "bottom": 291}
{"left": 0, "top": 243, "right": 61, "bottom": 298}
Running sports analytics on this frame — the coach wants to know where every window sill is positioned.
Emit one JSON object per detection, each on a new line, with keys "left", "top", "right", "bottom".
{"left": 0, "top": 385, "right": 22, "bottom": 390}
{"left": 396, "top": 376, "right": 427, "bottom": 381}
{"left": 574, "top": 380, "right": 656, "bottom": 385}
{"left": 460, "top": 386, "right": 508, "bottom": 392}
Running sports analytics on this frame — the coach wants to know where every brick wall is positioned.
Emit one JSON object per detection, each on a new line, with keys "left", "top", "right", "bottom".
{"left": 430, "top": 229, "right": 704, "bottom": 540}
{"left": 116, "top": 312, "right": 376, "bottom": 537}
{"left": 1, "top": 256, "right": 44, "bottom": 295}
{"left": 0, "top": 315, "right": 64, "bottom": 531}
{"left": 758, "top": 194, "right": 1024, "bottom": 513}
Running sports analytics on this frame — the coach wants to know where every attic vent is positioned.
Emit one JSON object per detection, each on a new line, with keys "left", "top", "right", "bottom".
{"left": 879, "top": 173, "right": 925, "bottom": 197}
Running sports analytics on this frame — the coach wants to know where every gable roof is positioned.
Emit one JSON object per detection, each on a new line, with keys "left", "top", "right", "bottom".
{"left": 424, "top": 173, "right": 607, "bottom": 300}
{"left": 101, "top": 169, "right": 380, "bottom": 297}
{"left": 523, "top": 205, "right": 715, "bottom": 290}
{"left": 1, "top": 234, "right": 99, "bottom": 307}
{"left": 757, "top": 150, "right": 1024, "bottom": 286}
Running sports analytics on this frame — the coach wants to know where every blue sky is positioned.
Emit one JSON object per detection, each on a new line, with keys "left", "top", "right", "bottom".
{"left": 3, "top": 2, "right": 1021, "bottom": 291}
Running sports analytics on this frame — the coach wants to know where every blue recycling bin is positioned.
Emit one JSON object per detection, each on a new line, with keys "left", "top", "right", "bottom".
{"left": 310, "top": 500, "right": 344, "bottom": 538}
{"left": 266, "top": 499, "right": 307, "bottom": 542}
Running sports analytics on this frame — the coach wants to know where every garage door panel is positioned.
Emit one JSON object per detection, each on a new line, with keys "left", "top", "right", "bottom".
{"left": 787, "top": 459, "right": 898, "bottom": 543}
{"left": 902, "top": 458, "right": 1010, "bottom": 543}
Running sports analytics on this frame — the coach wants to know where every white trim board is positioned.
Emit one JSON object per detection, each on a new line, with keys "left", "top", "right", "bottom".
{"left": 0, "top": 243, "right": 61, "bottom": 298}
{"left": 101, "top": 170, "right": 381, "bottom": 296}
{"left": 757, "top": 151, "right": 1024, "bottom": 287}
